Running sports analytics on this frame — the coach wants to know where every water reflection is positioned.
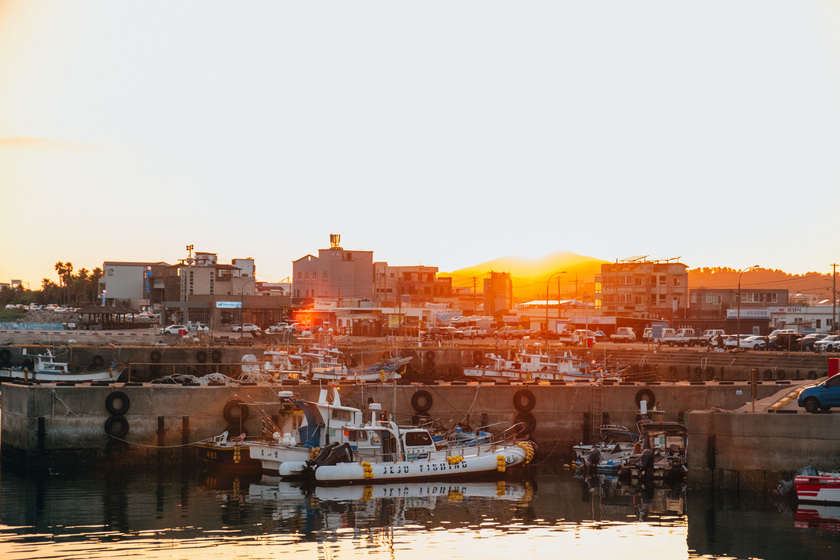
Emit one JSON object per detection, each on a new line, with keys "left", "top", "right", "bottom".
{"left": 0, "top": 462, "right": 838, "bottom": 560}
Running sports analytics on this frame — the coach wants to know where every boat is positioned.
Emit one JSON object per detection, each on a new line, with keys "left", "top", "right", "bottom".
{"left": 300, "top": 346, "right": 411, "bottom": 382}
{"left": 463, "top": 350, "right": 620, "bottom": 383}
{"left": 239, "top": 346, "right": 411, "bottom": 384}
{"left": 794, "top": 466, "right": 840, "bottom": 504}
{"left": 247, "top": 387, "right": 367, "bottom": 475}
{"left": 617, "top": 420, "right": 688, "bottom": 482}
{"left": 573, "top": 425, "right": 640, "bottom": 475}
{"left": 277, "top": 402, "right": 535, "bottom": 483}
{"left": 195, "top": 431, "right": 262, "bottom": 470}
{"left": 0, "top": 349, "right": 124, "bottom": 383}
{"left": 196, "top": 390, "right": 304, "bottom": 471}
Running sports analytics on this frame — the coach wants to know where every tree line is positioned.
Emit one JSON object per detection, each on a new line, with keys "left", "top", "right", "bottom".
{"left": 0, "top": 262, "right": 103, "bottom": 307}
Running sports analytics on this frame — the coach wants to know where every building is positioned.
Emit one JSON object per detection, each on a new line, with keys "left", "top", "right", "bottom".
{"left": 484, "top": 272, "right": 513, "bottom": 317}
{"left": 690, "top": 288, "right": 789, "bottom": 319}
{"left": 292, "top": 234, "right": 375, "bottom": 305}
{"left": 100, "top": 261, "right": 180, "bottom": 310}
{"left": 374, "top": 264, "right": 452, "bottom": 306}
{"left": 596, "top": 257, "right": 689, "bottom": 320}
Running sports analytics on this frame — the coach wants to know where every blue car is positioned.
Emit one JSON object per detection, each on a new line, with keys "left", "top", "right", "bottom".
{"left": 798, "top": 374, "right": 840, "bottom": 413}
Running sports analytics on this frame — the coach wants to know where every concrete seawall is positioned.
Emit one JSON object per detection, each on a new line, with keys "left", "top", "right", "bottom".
{"left": 687, "top": 409, "right": 840, "bottom": 493}
{"left": 1, "top": 379, "right": 790, "bottom": 472}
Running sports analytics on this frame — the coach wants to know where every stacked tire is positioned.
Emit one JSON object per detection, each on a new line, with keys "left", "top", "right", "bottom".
{"left": 104, "top": 391, "right": 130, "bottom": 439}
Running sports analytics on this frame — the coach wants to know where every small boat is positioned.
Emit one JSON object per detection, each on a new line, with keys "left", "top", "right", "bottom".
{"left": 195, "top": 431, "right": 261, "bottom": 469}
{"left": 278, "top": 402, "right": 535, "bottom": 483}
{"left": 463, "top": 350, "right": 620, "bottom": 383}
{"left": 617, "top": 420, "right": 688, "bottom": 482}
{"left": 573, "top": 425, "right": 640, "bottom": 474}
{"left": 795, "top": 466, "right": 840, "bottom": 504}
{"left": 301, "top": 346, "right": 411, "bottom": 382}
{"left": 0, "top": 349, "right": 123, "bottom": 383}
{"left": 795, "top": 504, "right": 840, "bottom": 532}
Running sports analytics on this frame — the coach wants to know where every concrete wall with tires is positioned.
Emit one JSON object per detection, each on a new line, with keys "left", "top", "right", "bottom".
{"left": 0, "top": 380, "right": 786, "bottom": 469}
{"left": 687, "top": 409, "right": 840, "bottom": 491}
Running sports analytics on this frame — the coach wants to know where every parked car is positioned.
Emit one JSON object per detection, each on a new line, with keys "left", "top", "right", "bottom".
{"left": 494, "top": 326, "right": 531, "bottom": 339}
{"left": 722, "top": 334, "right": 752, "bottom": 349}
{"left": 232, "top": 323, "right": 260, "bottom": 332}
{"left": 801, "top": 333, "right": 829, "bottom": 352}
{"left": 798, "top": 373, "right": 840, "bottom": 413}
{"left": 739, "top": 335, "right": 767, "bottom": 350}
{"left": 459, "top": 326, "right": 486, "bottom": 338}
{"left": 266, "top": 323, "right": 293, "bottom": 334}
{"left": 772, "top": 332, "right": 804, "bottom": 351}
{"left": 815, "top": 335, "right": 840, "bottom": 352}
{"left": 160, "top": 324, "right": 188, "bottom": 335}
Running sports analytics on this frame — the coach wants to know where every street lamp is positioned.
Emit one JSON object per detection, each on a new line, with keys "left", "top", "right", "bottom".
{"left": 545, "top": 270, "right": 567, "bottom": 347}
{"left": 736, "top": 265, "right": 759, "bottom": 351}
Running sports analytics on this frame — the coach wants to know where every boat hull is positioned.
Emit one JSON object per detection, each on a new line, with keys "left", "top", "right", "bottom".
{"left": 248, "top": 443, "right": 314, "bottom": 475}
{"left": 280, "top": 445, "right": 529, "bottom": 483}
{"left": 0, "top": 366, "right": 123, "bottom": 383}
{"left": 795, "top": 474, "right": 840, "bottom": 504}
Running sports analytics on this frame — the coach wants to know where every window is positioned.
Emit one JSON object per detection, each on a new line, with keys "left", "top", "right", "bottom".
{"left": 323, "top": 271, "right": 328, "bottom": 279}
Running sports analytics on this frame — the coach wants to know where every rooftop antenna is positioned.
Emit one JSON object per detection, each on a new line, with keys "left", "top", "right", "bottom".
{"left": 185, "top": 244, "right": 195, "bottom": 265}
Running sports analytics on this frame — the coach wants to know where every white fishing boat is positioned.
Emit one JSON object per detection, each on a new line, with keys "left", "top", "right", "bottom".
{"left": 247, "top": 387, "right": 366, "bottom": 475}
{"left": 0, "top": 349, "right": 123, "bottom": 383}
{"left": 464, "top": 350, "right": 619, "bottom": 383}
{"left": 300, "top": 346, "right": 411, "bottom": 382}
{"left": 277, "top": 403, "right": 535, "bottom": 483}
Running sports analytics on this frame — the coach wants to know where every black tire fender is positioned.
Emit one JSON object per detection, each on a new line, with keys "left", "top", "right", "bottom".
{"left": 105, "top": 391, "right": 131, "bottom": 415}
{"left": 0, "top": 348, "right": 11, "bottom": 365}
{"left": 635, "top": 388, "right": 655, "bottom": 409}
{"left": 515, "top": 411, "right": 537, "bottom": 434}
{"left": 104, "top": 415, "right": 129, "bottom": 438}
{"left": 808, "top": 370, "right": 817, "bottom": 380}
{"left": 211, "top": 350, "right": 222, "bottom": 363}
{"left": 150, "top": 350, "right": 162, "bottom": 363}
{"left": 223, "top": 398, "right": 249, "bottom": 424}
{"left": 91, "top": 355, "right": 105, "bottom": 368}
{"left": 424, "top": 350, "right": 436, "bottom": 363}
{"left": 513, "top": 389, "right": 536, "bottom": 412}
{"left": 196, "top": 350, "right": 208, "bottom": 363}
{"left": 411, "top": 390, "right": 433, "bottom": 413}
{"left": 473, "top": 350, "right": 483, "bottom": 364}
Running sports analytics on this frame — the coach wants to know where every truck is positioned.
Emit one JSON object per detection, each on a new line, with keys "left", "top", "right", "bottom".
{"left": 610, "top": 327, "right": 636, "bottom": 343}
{"left": 699, "top": 329, "right": 726, "bottom": 346}
{"left": 662, "top": 328, "right": 700, "bottom": 347}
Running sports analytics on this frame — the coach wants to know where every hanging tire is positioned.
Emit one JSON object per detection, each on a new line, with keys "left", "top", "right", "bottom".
{"left": 91, "top": 355, "right": 105, "bottom": 368}
{"left": 0, "top": 348, "right": 11, "bottom": 365}
{"left": 472, "top": 350, "right": 483, "bottom": 364}
{"left": 22, "top": 358, "right": 34, "bottom": 370}
{"left": 150, "top": 350, "right": 162, "bottom": 363}
{"left": 513, "top": 389, "right": 536, "bottom": 412}
{"left": 211, "top": 350, "right": 222, "bottom": 363}
{"left": 196, "top": 350, "right": 208, "bottom": 363}
{"left": 808, "top": 370, "right": 817, "bottom": 379}
{"left": 425, "top": 351, "right": 436, "bottom": 363}
{"left": 104, "top": 415, "right": 129, "bottom": 438}
{"left": 223, "top": 398, "right": 249, "bottom": 424}
{"left": 763, "top": 369, "right": 773, "bottom": 381}
{"left": 105, "top": 391, "right": 131, "bottom": 415}
{"left": 635, "top": 388, "right": 655, "bottom": 409}
{"left": 515, "top": 411, "right": 537, "bottom": 434}
{"left": 777, "top": 369, "right": 786, "bottom": 380}
{"left": 411, "top": 390, "right": 433, "bottom": 413}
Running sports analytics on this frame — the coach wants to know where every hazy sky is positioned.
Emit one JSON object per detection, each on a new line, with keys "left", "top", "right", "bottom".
{"left": 2, "top": 1, "right": 839, "bottom": 289}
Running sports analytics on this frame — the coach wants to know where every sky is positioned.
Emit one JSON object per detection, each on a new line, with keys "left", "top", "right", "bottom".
{"left": 2, "top": 1, "right": 839, "bottom": 289}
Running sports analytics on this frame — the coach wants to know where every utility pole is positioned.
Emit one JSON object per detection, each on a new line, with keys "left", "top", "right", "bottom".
{"left": 833, "top": 263, "right": 838, "bottom": 333}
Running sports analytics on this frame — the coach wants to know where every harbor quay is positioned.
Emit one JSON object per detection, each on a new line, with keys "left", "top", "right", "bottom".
{"left": 2, "top": 372, "right": 835, "bottom": 492}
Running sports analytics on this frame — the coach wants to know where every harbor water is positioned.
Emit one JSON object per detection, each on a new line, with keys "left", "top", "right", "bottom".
{"left": 0, "top": 462, "right": 838, "bottom": 560}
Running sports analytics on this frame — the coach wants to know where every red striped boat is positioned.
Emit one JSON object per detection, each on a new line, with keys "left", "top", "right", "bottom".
{"left": 795, "top": 466, "right": 840, "bottom": 504}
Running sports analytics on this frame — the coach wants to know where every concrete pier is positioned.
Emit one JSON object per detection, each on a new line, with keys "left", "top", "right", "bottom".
{"left": 1, "top": 378, "right": 790, "bottom": 471}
